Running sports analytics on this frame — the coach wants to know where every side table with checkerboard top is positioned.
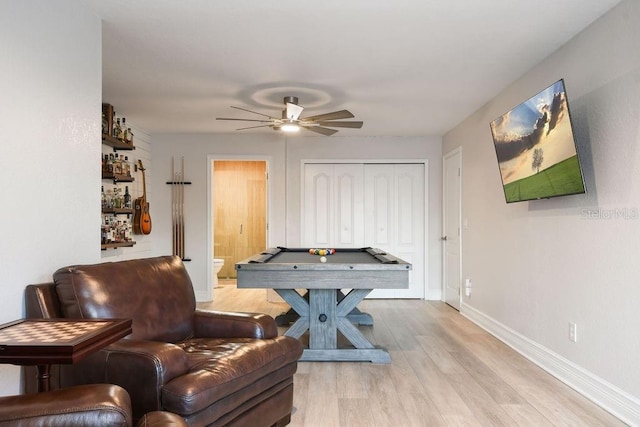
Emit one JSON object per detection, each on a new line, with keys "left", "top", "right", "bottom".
{"left": 0, "top": 318, "right": 132, "bottom": 392}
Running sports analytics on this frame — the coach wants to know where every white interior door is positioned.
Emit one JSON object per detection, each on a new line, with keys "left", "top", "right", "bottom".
{"left": 303, "top": 162, "right": 426, "bottom": 299}
{"left": 365, "top": 164, "right": 425, "bottom": 299}
{"left": 443, "top": 148, "right": 462, "bottom": 310}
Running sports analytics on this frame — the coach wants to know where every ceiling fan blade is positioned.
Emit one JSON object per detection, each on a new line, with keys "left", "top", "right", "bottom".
{"left": 230, "top": 106, "right": 276, "bottom": 119}
{"left": 285, "top": 102, "right": 304, "bottom": 120}
{"left": 317, "top": 121, "right": 363, "bottom": 128}
{"left": 302, "top": 126, "right": 339, "bottom": 136}
{"left": 216, "top": 118, "right": 272, "bottom": 123}
{"left": 303, "top": 110, "right": 354, "bottom": 122}
{"left": 236, "top": 124, "right": 275, "bottom": 131}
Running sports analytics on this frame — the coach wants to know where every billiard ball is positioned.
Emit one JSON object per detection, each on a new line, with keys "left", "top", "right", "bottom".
{"left": 320, "top": 256, "right": 327, "bottom": 263}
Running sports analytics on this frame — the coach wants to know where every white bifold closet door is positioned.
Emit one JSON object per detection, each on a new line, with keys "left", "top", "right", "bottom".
{"left": 303, "top": 163, "right": 425, "bottom": 299}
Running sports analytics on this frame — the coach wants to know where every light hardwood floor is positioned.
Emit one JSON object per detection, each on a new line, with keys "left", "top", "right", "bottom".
{"left": 199, "top": 284, "right": 625, "bottom": 426}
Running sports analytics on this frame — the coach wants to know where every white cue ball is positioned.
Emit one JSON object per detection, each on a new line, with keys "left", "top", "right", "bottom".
{"left": 320, "top": 256, "right": 327, "bottom": 263}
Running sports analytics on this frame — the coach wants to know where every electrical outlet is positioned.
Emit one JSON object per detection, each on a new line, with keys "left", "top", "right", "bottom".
{"left": 569, "top": 322, "right": 577, "bottom": 342}
{"left": 464, "top": 278, "right": 472, "bottom": 296}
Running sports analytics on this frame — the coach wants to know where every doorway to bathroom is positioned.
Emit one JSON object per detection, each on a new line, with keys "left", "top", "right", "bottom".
{"left": 211, "top": 159, "right": 268, "bottom": 285}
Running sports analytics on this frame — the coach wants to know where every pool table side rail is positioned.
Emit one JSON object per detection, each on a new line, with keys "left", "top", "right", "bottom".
{"left": 235, "top": 269, "right": 410, "bottom": 289}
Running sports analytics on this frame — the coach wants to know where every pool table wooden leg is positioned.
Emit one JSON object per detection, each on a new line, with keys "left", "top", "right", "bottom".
{"left": 274, "top": 287, "right": 391, "bottom": 363}
{"left": 274, "top": 289, "right": 309, "bottom": 339}
{"left": 309, "top": 289, "right": 337, "bottom": 349}
{"left": 276, "top": 290, "right": 374, "bottom": 326}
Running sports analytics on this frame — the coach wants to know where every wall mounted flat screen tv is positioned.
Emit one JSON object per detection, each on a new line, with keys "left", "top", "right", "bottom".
{"left": 490, "top": 79, "right": 586, "bottom": 203}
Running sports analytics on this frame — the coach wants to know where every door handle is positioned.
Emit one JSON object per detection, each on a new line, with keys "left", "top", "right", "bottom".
{"left": 240, "top": 224, "right": 243, "bottom": 234}
{"left": 441, "top": 236, "right": 447, "bottom": 241}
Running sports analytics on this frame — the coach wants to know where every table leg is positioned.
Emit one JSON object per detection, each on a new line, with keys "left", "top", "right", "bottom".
{"left": 337, "top": 290, "right": 374, "bottom": 326}
{"left": 36, "top": 364, "right": 51, "bottom": 392}
{"left": 274, "top": 289, "right": 309, "bottom": 339}
{"left": 275, "top": 287, "right": 391, "bottom": 363}
{"left": 276, "top": 290, "right": 374, "bottom": 326}
{"left": 309, "top": 289, "right": 337, "bottom": 349}
{"left": 336, "top": 289, "right": 375, "bottom": 349}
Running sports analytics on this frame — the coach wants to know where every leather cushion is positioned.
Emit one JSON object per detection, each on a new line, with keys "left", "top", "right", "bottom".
{"left": 161, "top": 336, "right": 303, "bottom": 415}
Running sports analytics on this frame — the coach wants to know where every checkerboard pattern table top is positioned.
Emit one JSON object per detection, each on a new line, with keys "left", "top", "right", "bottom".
{"left": 0, "top": 318, "right": 131, "bottom": 365}
{"left": 0, "top": 320, "right": 110, "bottom": 344}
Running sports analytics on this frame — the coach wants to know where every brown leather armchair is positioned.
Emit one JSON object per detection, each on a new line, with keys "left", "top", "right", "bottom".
{"left": 25, "top": 256, "right": 303, "bottom": 427}
{"left": 0, "top": 384, "right": 187, "bottom": 426}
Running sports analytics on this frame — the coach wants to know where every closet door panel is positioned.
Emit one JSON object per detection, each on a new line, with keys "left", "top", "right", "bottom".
{"left": 304, "top": 165, "right": 332, "bottom": 246}
{"left": 365, "top": 165, "right": 394, "bottom": 247}
{"left": 335, "top": 164, "right": 364, "bottom": 246}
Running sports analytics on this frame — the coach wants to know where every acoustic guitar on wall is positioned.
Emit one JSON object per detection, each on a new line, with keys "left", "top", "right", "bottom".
{"left": 133, "top": 160, "right": 152, "bottom": 235}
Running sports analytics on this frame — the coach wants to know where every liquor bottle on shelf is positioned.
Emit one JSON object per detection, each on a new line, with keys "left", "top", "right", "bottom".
{"left": 101, "top": 186, "right": 107, "bottom": 209}
{"left": 126, "top": 127, "right": 133, "bottom": 145}
{"left": 112, "top": 155, "right": 121, "bottom": 175}
{"left": 118, "top": 118, "right": 126, "bottom": 141}
{"left": 102, "top": 216, "right": 111, "bottom": 243}
{"left": 123, "top": 156, "right": 131, "bottom": 176}
{"left": 111, "top": 114, "right": 117, "bottom": 138}
{"left": 113, "top": 187, "right": 122, "bottom": 208}
{"left": 105, "top": 188, "right": 113, "bottom": 209}
{"left": 124, "top": 219, "right": 132, "bottom": 241}
{"left": 122, "top": 118, "right": 128, "bottom": 142}
{"left": 124, "top": 186, "right": 131, "bottom": 209}
{"left": 107, "top": 154, "right": 114, "bottom": 174}
{"left": 109, "top": 219, "right": 116, "bottom": 243}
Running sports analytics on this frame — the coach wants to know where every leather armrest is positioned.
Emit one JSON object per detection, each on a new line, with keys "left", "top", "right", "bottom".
{"left": 62, "top": 339, "right": 189, "bottom": 417}
{"left": 0, "top": 384, "right": 131, "bottom": 426}
{"left": 193, "top": 309, "right": 278, "bottom": 339}
{"left": 100, "top": 339, "right": 190, "bottom": 384}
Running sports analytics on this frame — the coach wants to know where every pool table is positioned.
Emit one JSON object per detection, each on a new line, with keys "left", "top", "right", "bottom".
{"left": 235, "top": 247, "right": 411, "bottom": 363}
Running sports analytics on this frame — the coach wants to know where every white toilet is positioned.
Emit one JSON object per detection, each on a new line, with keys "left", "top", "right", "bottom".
{"left": 213, "top": 258, "right": 225, "bottom": 286}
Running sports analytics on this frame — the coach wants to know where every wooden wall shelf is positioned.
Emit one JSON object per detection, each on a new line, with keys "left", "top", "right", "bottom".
{"left": 101, "top": 208, "right": 134, "bottom": 215}
{"left": 102, "top": 134, "right": 135, "bottom": 151}
{"left": 101, "top": 242, "right": 136, "bottom": 250}
{"left": 102, "top": 172, "right": 134, "bottom": 183}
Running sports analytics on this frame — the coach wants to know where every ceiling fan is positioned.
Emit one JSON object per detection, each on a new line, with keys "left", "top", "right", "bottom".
{"left": 216, "top": 96, "right": 363, "bottom": 136}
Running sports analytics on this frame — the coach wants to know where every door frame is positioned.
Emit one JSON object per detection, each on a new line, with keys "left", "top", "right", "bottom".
{"left": 208, "top": 155, "right": 271, "bottom": 299}
{"left": 442, "top": 147, "right": 462, "bottom": 309}
{"left": 300, "top": 158, "right": 429, "bottom": 300}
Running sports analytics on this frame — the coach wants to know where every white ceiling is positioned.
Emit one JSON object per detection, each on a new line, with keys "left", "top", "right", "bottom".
{"left": 85, "top": 0, "right": 622, "bottom": 137}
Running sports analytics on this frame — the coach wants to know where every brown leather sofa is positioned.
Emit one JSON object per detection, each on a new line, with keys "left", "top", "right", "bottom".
{"left": 24, "top": 256, "right": 303, "bottom": 427}
{"left": 0, "top": 383, "right": 187, "bottom": 426}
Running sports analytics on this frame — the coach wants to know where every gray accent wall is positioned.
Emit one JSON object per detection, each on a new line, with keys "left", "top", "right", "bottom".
{"left": 443, "top": 0, "right": 640, "bottom": 422}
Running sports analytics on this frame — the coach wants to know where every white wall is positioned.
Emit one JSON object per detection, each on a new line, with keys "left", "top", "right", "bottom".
{"left": 151, "top": 133, "right": 286, "bottom": 301}
{"left": 443, "top": 0, "right": 640, "bottom": 423}
{"left": 151, "top": 134, "right": 442, "bottom": 300}
{"left": 0, "top": 1, "right": 102, "bottom": 395}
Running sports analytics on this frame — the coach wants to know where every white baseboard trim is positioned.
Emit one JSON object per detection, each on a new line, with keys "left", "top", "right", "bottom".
{"left": 461, "top": 302, "right": 640, "bottom": 426}
{"left": 195, "top": 290, "right": 212, "bottom": 302}
{"left": 425, "top": 289, "right": 442, "bottom": 301}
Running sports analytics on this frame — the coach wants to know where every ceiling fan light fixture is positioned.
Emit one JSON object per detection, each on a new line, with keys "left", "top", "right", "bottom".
{"left": 281, "top": 122, "right": 300, "bottom": 132}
